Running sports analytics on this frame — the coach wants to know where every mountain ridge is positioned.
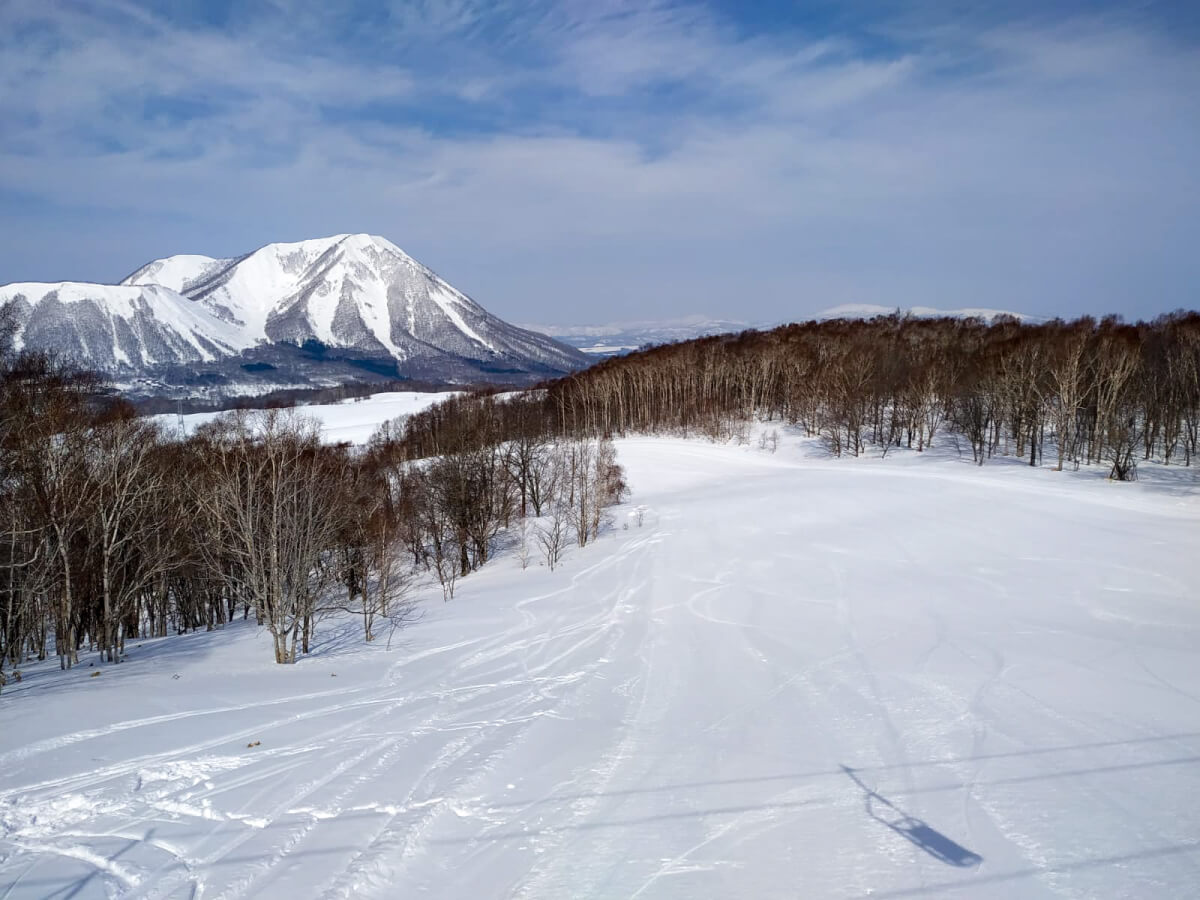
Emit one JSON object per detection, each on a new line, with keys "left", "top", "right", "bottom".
{"left": 1, "top": 234, "right": 586, "bottom": 396}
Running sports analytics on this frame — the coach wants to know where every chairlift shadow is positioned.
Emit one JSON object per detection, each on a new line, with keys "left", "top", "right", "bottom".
{"left": 841, "top": 764, "right": 982, "bottom": 868}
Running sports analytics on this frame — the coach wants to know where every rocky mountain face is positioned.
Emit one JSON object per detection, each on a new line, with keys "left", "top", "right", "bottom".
{"left": 1, "top": 234, "right": 587, "bottom": 397}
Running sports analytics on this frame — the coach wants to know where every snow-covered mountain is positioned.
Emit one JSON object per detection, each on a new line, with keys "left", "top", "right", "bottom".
{"left": 816, "top": 303, "right": 1041, "bottom": 323}
{"left": 1, "top": 234, "right": 586, "bottom": 395}
{"left": 0, "top": 282, "right": 243, "bottom": 370}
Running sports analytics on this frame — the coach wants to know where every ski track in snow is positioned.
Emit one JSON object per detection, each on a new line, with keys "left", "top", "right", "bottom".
{"left": 1, "top": 435, "right": 1198, "bottom": 898}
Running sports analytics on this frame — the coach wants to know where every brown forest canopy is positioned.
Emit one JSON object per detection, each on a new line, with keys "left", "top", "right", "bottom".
{"left": 394, "top": 311, "right": 1200, "bottom": 480}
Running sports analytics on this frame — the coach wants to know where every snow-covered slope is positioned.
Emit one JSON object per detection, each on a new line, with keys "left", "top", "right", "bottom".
{"left": 156, "top": 390, "right": 458, "bottom": 444}
{"left": 0, "top": 281, "right": 242, "bottom": 369}
{"left": 0, "top": 423, "right": 1197, "bottom": 899}
{"left": 1, "top": 235, "right": 585, "bottom": 391}
{"left": 120, "top": 253, "right": 235, "bottom": 295}
{"left": 121, "top": 234, "right": 584, "bottom": 372}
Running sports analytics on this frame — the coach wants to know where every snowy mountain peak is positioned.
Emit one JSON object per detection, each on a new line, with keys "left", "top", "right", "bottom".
{"left": 3, "top": 234, "right": 587, "bottom": 395}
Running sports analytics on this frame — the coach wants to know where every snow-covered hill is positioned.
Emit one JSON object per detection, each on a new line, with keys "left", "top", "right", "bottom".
{"left": 0, "top": 414, "right": 1197, "bottom": 899}
{"left": 817, "top": 303, "right": 1041, "bottom": 322}
{"left": 1, "top": 235, "right": 586, "bottom": 394}
{"left": 0, "top": 282, "right": 244, "bottom": 370}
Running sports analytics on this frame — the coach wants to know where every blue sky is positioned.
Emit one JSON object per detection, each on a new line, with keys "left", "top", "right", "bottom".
{"left": 1, "top": 1, "right": 1197, "bottom": 324}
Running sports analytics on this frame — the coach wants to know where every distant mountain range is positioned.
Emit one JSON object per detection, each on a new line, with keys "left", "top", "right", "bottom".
{"left": 0, "top": 234, "right": 587, "bottom": 397}
{"left": 814, "top": 303, "right": 1040, "bottom": 323}
{"left": 1, "top": 237, "right": 1042, "bottom": 396}
{"left": 524, "top": 316, "right": 758, "bottom": 356}
{"left": 526, "top": 306, "right": 1038, "bottom": 358}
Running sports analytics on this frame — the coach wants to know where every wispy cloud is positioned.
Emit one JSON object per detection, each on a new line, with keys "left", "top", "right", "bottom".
{"left": 0, "top": 1, "right": 1196, "bottom": 323}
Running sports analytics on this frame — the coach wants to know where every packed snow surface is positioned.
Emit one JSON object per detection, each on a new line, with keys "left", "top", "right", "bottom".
{"left": 1, "top": 432, "right": 1198, "bottom": 899}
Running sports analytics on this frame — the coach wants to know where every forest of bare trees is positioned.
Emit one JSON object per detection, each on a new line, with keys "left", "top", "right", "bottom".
{"left": 2, "top": 309, "right": 1196, "bottom": 690}
{"left": 0, "top": 334, "right": 627, "bottom": 686}
{"left": 395, "top": 312, "right": 1199, "bottom": 483}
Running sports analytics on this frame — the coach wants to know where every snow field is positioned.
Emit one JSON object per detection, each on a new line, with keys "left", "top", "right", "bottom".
{"left": 0, "top": 428, "right": 1197, "bottom": 898}
{"left": 157, "top": 390, "right": 458, "bottom": 443}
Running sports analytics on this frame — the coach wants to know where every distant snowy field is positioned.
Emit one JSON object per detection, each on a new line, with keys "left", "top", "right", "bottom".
{"left": 2, "top": 403, "right": 1199, "bottom": 898}
{"left": 154, "top": 390, "right": 457, "bottom": 444}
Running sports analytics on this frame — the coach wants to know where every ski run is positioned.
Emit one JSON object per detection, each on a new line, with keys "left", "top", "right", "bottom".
{"left": 1, "top": 422, "right": 1198, "bottom": 899}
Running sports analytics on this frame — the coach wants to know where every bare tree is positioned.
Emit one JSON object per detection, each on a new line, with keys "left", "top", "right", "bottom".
{"left": 537, "top": 503, "right": 568, "bottom": 571}
{"left": 195, "top": 410, "right": 345, "bottom": 663}
{"left": 5, "top": 357, "right": 103, "bottom": 669}
{"left": 88, "top": 415, "right": 169, "bottom": 663}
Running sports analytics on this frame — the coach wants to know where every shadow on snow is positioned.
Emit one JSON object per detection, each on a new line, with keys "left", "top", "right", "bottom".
{"left": 841, "top": 764, "right": 982, "bottom": 868}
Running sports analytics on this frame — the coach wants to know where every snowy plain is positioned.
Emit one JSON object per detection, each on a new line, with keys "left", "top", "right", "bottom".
{"left": 1, "top": 411, "right": 1199, "bottom": 899}
{"left": 155, "top": 390, "right": 457, "bottom": 444}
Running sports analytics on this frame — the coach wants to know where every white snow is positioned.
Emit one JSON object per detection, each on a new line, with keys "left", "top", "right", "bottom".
{"left": 121, "top": 253, "right": 227, "bottom": 292}
{"left": 0, "top": 281, "right": 244, "bottom": 362}
{"left": 122, "top": 234, "right": 507, "bottom": 358}
{"left": 121, "top": 234, "right": 473, "bottom": 353}
{"left": 428, "top": 283, "right": 495, "bottom": 353}
{"left": 579, "top": 343, "right": 642, "bottom": 355}
{"left": 155, "top": 390, "right": 458, "bottom": 444}
{"left": 156, "top": 233, "right": 445, "bottom": 352}
{"left": 1, "top": 425, "right": 1197, "bottom": 899}
{"left": 183, "top": 236, "right": 348, "bottom": 339}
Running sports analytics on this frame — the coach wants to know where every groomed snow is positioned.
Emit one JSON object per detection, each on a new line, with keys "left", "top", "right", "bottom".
{"left": 1, "top": 428, "right": 1198, "bottom": 899}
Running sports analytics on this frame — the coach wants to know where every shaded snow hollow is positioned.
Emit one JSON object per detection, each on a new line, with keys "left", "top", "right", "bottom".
{"left": 0, "top": 421, "right": 1197, "bottom": 898}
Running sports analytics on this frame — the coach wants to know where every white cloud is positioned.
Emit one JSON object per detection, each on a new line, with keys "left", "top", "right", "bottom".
{"left": 0, "top": 2, "right": 1196, "bottom": 323}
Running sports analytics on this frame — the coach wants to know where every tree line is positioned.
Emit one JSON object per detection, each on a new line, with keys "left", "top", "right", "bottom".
{"left": 393, "top": 312, "right": 1199, "bottom": 483}
{"left": 131, "top": 375, "right": 473, "bottom": 417}
{"left": 0, "top": 337, "right": 627, "bottom": 688}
